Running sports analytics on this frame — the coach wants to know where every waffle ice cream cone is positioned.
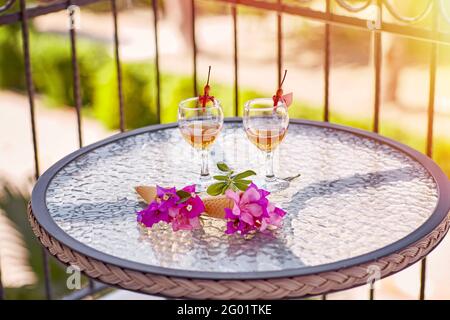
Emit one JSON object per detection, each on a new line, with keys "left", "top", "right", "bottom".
{"left": 135, "top": 186, "right": 233, "bottom": 219}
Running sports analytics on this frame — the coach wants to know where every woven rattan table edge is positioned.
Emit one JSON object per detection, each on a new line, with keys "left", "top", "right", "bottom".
{"left": 27, "top": 203, "right": 450, "bottom": 300}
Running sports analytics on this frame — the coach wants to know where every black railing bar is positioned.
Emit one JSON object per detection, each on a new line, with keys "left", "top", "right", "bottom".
{"left": 0, "top": 267, "right": 4, "bottom": 300}
{"left": 40, "top": 248, "right": 52, "bottom": 299}
{"left": 276, "top": 0, "right": 282, "bottom": 86}
{"left": 68, "top": 3, "right": 83, "bottom": 148}
{"left": 152, "top": 0, "right": 161, "bottom": 122}
{"left": 0, "top": 0, "right": 15, "bottom": 13}
{"left": 0, "top": 0, "right": 105, "bottom": 26}
{"left": 215, "top": 0, "right": 450, "bottom": 46}
{"left": 88, "top": 276, "right": 95, "bottom": 292}
{"left": 191, "top": 0, "right": 198, "bottom": 97}
{"left": 372, "top": 3, "right": 382, "bottom": 134}
{"left": 323, "top": 0, "right": 330, "bottom": 122}
{"left": 420, "top": 1, "right": 439, "bottom": 301}
{"left": 372, "top": 32, "right": 382, "bottom": 133}
{"left": 420, "top": 258, "right": 428, "bottom": 300}
{"left": 111, "top": 0, "right": 125, "bottom": 132}
{"left": 62, "top": 281, "right": 110, "bottom": 300}
{"left": 232, "top": 3, "right": 239, "bottom": 116}
{"left": 19, "top": 0, "right": 52, "bottom": 300}
{"left": 19, "top": 0, "right": 39, "bottom": 181}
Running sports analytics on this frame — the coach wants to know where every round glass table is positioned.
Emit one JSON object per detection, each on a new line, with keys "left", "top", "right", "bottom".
{"left": 29, "top": 118, "right": 450, "bottom": 299}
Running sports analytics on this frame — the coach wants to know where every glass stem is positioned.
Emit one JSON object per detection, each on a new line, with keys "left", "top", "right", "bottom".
{"left": 200, "top": 149, "right": 210, "bottom": 179}
{"left": 265, "top": 151, "right": 275, "bottom": 182}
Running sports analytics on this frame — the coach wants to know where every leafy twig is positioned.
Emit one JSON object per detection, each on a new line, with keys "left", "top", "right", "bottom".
{"left": 206, "top": 162, "right": 256, "bottom": 196}
{"left": 282, "top": 173, "right": 301, "bottom": 182}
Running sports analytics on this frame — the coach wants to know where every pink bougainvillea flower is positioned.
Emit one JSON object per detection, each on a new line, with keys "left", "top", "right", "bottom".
{"left": 260, "top": 203, "right": 286, "bottom": 232}
{"left": 169, "top": 207, "right": 201, "bottom": 231}
{"left": 137, "top": 185, "right": 181, "bottom": 228}
{"left": 155, "top": 186, "right": 179, "bottom": 210}
{"left": 224, "top": 183, "right": 286, "bottom": 235}
{"left": 137, "top": 201, "right": 171, "bottom": 228}
{"left": 167, "top": 185, "right": 204, "bottom": 231}
{"left": 138, "top": 184, "right": 205, "bottom": 232}
{"left": 179, "top": 185, "right": 205, "bottom": 219}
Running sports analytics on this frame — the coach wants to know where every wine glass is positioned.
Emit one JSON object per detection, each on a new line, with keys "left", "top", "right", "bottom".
{"left": 243, "top": 98, "right": 289, "bottom": 192}
{"left": 178, "top": 97, "right": 224, "bottom": 192}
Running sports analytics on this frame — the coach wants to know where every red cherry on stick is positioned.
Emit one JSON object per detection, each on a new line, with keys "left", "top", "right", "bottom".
{"left": 273, "top": 69, "right": 293, "bottom": 108}
{"left": 200, "top": 66, "right": 214, "bottom": 108}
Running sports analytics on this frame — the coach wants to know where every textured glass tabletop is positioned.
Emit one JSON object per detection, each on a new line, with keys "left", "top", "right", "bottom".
{"left": 45, "top": 121, "right": 439, "bottom": 275}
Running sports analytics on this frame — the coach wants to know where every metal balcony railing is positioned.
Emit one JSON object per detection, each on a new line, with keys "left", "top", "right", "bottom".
{"left": 0, "top": 0, "right": 449, "bottom": 300}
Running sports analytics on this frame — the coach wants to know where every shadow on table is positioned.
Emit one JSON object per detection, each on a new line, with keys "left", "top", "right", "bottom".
{"left": 285, "top": 166, "right": 418, "bottom": 214}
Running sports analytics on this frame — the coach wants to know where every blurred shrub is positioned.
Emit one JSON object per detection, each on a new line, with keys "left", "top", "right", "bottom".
{"left": 32, "top": 34, "right": 109, "bottom": 108}
{"left": 159, "top": 73, "right": 193, "bottom": 123}
{"left": 0, "top": 25, "right": 25, "bottom": 91}
{"left": 93, "top": 61, "right": 157, "bottom": 129}
{"left": 0, "top": 26, "right": 109, "bottom": 108}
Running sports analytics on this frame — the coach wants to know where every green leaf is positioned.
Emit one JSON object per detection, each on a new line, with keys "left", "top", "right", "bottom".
{"left": 234, "top": 181, "right": 250, "bottom": 191}
{"left": 221, "top": 182, "right": 231, "bottom": 194}
{"left": 213, "top": 175, "right": 229, "bottom": 181}
{"left": 207, "top": 182, "right": 227, "bottom": 196}
{"left": 175, "top": 190, "right": 192, "bottom": 204}
{"left": 233, "top": 179, "right": 252, "bottom": 185}
{"left": 176, "top": 190, "right": 191, "bottom": 198}
{"left": 217, "top": 162, "right": 230, "bottom": 172}
{"left": 232, "top": 170, "right": 257, "bottom": 180}
{"left": 177, "top": 197, "right": 191, "bottom": 204}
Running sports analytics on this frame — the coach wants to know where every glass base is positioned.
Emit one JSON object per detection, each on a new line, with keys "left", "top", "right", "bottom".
{"left": 259, "top": 177, "right": 290, "bottom": 193}
{"left": 194, "top": 175, "right": 212, "bottom": 193}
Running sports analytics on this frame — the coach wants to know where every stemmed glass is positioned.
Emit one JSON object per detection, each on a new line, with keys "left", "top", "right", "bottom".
{"left": 178, "top": 97, "right": 224, "bottom": 192}
{"left": 243, "top": 98, "right": 289, "bottom": 192}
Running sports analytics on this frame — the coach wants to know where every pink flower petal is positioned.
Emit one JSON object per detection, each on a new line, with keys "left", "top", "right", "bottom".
{"left": 182, "top": 184, "right": 196, "bottom": 194}
{"left": 273, "top": 206, "right": 286, "bottom": 217}
{"left": 240, "top": 187, "right": 261, "bottom": 205}
{"left": 232, "top": 204, "right": 241, "bottom": 216}
{"left": 241, "top": 211, "right": 254, "bottom": 225}
{"left": 189, "top": 217, "right": 201, "bottom": 229}
{"left": 224, "top": 208, "right": 237, "bottom": 219}
{"left": 168, "top": 207, "right": 179, "bottom": 218}
{"left": 245, "top": 203, "right": 263, "bottom": 217}
{"left": 269, "top": 215, "right": 282, "bottom": 227}
{"left": 260, "top": 219, "right": 268, "bottom": 232}
{"left": 225, "top": 189, "right": 241, "bottom": 204}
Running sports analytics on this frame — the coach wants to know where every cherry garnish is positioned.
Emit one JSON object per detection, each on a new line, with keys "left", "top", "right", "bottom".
{"left": 199, "top": 66, "right": 215, "bottom": 108}
{"left": 273, "top": 69, "right": 288, "bottom": 107}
